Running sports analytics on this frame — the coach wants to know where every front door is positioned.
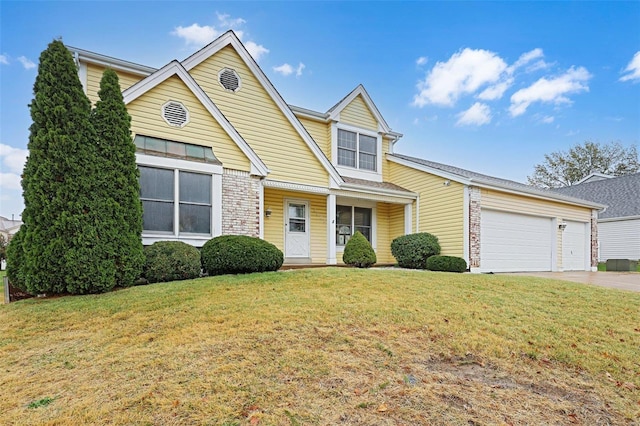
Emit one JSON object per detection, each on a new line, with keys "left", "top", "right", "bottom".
{"left": 285, "top": 200, "right": 310, "bottom": 258}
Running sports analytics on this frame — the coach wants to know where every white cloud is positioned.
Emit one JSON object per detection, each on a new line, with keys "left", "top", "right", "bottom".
{"left": 17, "top": 56, "right": 35, "bottom": 70}
{"left": 509, "top": 66, "right": 591, "bottom": 116}
{"left": 171, "top": 23, "right": 220, "bottom": 46}
{"left": 171, "top": 13, "right": 268, "bottom": 61}
{"left": 620, "top": 51, "right": 640, "bottom": 82}
{"left": 456, "top": 102, "right": 492, "bottom": 126}
{"left": 295, "top": 63, "right": 305, "bottom": 77}
{"left": 273, "top": 63, "right": 293, "bottom": 76}
{"left": 0, "top": 144, "right": 28, "bottom": 192}
{"left": 413, "top": 48, "right": 508, "bottom": 107}
{"left": 245, "top": 41, "right": 269, "bottom": 62}
{"left": 0, "top": 54, "right": 8, "bottom": 65}
{"left": 541, "top": 116, "right": 555, "bottom": 124}
{"left": 416, "top": 56, "right": 427, "bottom": 66}
{"left": 477, "top": 77, "right": 514, "bottom": 101}
{"left": 510, "top": 48, "right": 544, "bottom": 71}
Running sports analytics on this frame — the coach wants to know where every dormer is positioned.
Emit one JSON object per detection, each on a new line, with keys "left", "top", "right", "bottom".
{"left": 327, "top": 85, "right": 397, "bottom": 182}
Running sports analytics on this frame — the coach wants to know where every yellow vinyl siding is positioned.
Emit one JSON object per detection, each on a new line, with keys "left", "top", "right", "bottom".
{"left": 382, "top": 137, "right": 392, "bottom": 181}
{"left": 389, "top": 162, "right": 465, "bottom": 257}
{"left": 481, "top": 189, "right": 593, "bottom": 272}
{"left": 480, "top": 189, "right": 592, "bottom": 222}
{"left": 298, "top": 117, "right": 331, "bottom": 159}
{"left": 85, "top": 62, "right": 144, "bottom": 105}
{"left": 375, "top": 203, "right": 405, "bottom": 264}
{"left": 263, "top": 188, "right": 327, "bottom": 264}
{"left": 189, "top": 46, "right": 329, "bottom": 186}
{"left": 340, "top": 95, "right": 378, "bottom": 131}
{"left": 127, "top": 75, "right": 250, "bottom": 172}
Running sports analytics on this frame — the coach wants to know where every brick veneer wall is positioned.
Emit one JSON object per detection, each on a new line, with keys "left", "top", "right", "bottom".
{"left": 222, "top": 170, "right": 261, "bottom": 237}
{"left": 469, "top": 187, "right": 481, "bottom": 268}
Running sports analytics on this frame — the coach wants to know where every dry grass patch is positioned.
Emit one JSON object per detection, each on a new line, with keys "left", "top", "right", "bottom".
{"left": 0, "top": 268, "right": 639, "bottom": 425}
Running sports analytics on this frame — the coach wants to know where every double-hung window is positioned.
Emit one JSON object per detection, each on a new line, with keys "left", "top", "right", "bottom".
{"left": 139, "top": 166, "right": 212, "bottom": 236}
{"left": 336, "top": 205, "right": 372, "bottom": 245}
{"left": 337, "top": 129, "right": 377, "bottom": 171}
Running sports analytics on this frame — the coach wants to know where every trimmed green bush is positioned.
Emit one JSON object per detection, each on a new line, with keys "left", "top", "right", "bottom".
{"left": 201, "top": 235, "right": 283, "bottom": 276}
{"left": 391, "top": 232, "right": 441, "bottom": 269}
{"left": 342, "top": 231, "right": 376, "bottom": 268}
{"left": 143, "top": 241, "right": 201, "bottom": 283}
{"left": 426, "top": 255, "right": 467, "bottom": 273}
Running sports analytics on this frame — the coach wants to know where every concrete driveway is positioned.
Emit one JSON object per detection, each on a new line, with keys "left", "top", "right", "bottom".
{"left": 506, "top": 271, "right": 640, "bottom": 292}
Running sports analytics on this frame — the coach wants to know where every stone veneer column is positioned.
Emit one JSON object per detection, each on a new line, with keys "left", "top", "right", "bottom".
{"left": 221, "top": 170, "right": 261, "bottom": 237}
{"left": 591, "top": 210, "right": 598, "bottom": 270}
{"left": 469, "top": 187, "right": 482, "bottom": 269}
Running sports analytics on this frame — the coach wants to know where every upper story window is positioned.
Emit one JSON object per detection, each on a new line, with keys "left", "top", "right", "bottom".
{"left": 134, "top": 135, "right": 219, "bottom": 164}
{"left": 337, "top": 129, "right": 377, "bottom": 171}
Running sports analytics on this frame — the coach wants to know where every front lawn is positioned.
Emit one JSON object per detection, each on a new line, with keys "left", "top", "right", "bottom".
{"left": 1, "top": 268, "right": 638, "bottom": 424}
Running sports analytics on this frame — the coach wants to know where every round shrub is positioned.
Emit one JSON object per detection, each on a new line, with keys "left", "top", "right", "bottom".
{"left": 342, "top": 231, "right": 377, "bottom": 268}
{"left": 143, "top": 241, "right": 201, "bottom": 283}
{"left": 391, "top": 232, "right": 441, "bottom": 269}
{"left": 426, "top": 255, "right": 467, "bottom": 273}
{"left": 201, "top": 235, "right": 284, "bottom": 276}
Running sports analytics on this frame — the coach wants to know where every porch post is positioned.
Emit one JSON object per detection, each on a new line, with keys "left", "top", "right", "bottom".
{"left": 404, "top": 203, "right": 412, "bottom": 234}
{"left": 327, "top": 194, "right": 337, "bottom": 264}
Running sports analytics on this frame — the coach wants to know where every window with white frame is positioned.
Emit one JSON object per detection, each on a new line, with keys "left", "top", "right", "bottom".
{"left": 139, "top": 166, "right": 212, "bottom": 235}
{"left": 336, "top": 205, "right": 372, "bottom": 245}
{"left": 337, "top": 129, "right": 377, "bottom": 171}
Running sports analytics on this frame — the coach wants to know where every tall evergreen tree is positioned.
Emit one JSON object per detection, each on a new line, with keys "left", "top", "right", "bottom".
{"left": 91, "top": 68, "right": 144, "bottom": 287}
{"left": 17, "top": 39, "right": 117, "bottom": 294}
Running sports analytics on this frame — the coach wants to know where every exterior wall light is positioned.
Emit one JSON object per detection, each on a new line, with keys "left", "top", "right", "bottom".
{"left": 558, "top": 222, "right": 567, "bottom": 231}
{"left": 265, "top": 207, "right": 272, "bottom": 218}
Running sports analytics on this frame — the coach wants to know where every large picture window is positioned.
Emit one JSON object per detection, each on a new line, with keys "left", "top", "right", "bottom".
{"left": 336, "top": 205, "right": 372, "bottom": 245}
{"left": 139, "top": 166, "right": 212, "bottom": 236}
{"left": 337, "top": 129, "right": 377, "bottom": 171}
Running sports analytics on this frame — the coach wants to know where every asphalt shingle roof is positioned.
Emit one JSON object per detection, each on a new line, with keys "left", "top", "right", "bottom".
{"left": 390, "top": 153, "right": 605, "bottom": 209}
{"left": 553, "top": 173, "right": 640, "bottom": 219}
{"left": 341, "top": 176, "right": 413, "bottom": 193}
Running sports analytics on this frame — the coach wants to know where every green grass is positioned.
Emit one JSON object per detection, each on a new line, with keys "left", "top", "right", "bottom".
{"left": 1, "top": 268, "right": 638, "bottom": 425}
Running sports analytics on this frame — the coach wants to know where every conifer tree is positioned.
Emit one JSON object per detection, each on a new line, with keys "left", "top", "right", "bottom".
{"left": 91, "top": 68, "right": 144, "bottom": 287}
{"left": 18, "top": 39, "right": 117, "bottom": 294}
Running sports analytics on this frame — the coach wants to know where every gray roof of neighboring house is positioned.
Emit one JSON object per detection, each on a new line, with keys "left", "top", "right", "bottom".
{"left": 390, "top": 153, "right": 605, "bottom": 209}
{"left": 553, "top": 173, "right": 640, "bottom": 219}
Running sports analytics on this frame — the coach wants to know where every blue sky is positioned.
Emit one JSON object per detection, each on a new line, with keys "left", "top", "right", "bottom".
{"left": 1, "top": 1, "right": 639, "bottom": 219}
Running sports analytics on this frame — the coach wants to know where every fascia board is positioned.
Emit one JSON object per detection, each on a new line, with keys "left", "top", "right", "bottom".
{"left": 122, "top": 61, "right": 269, "bottom": 177}
{"left": 327, "top": 85, "right": 391, "bottom": 133}
{"left": 181, "top": 31, "right": 343, "bottom": 186}
{"left": 68, "top": 46, "right": 156, "bottom": 76}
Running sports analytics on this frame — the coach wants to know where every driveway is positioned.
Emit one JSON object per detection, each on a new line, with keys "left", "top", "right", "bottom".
{"left": 506, "top": 271, "right": 640, "bottom": 292}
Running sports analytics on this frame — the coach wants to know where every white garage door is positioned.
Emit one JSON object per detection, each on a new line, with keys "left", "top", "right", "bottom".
{"left": 481, "top": 209, "right": 553, "bottom": 272}
{"left": 562, "top": 221, "right": 587, "bottom": 271}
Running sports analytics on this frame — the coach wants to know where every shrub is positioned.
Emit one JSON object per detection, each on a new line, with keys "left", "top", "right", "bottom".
{"left": 391, "top": 232, "right": 441, "bottom": 269}
{"left": 143, "top": 241, "right": 201, "bottom": 283}
{"left": 426, "top": 255, "right": 467, "bottom": 273}
{"left": 342, "top": 231, "right": 376, "bottom": 268}
{"left": 202, "top": 235, "right": 284, "bottom": 276}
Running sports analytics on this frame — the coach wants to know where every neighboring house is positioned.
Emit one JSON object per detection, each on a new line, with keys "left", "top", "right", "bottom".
{"left": 0, "top": 216, "right": 22, "bottom": 241}
{"left": 67, "top": 30, "right": 603, "bottom": 273}
{"left": 554, "top": 173, "right": 640, "bottom": 261}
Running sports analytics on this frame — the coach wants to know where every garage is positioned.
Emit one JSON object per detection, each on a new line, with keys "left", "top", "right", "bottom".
{"left": 480, "top": 209, "right": 553, "bottom": 272}
{"left": 562, "top": 220, "right": 588, "bottom": 271}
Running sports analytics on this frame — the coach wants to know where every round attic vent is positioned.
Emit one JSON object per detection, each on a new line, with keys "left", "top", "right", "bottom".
{"left": 162, "top": 101, "right": 189, "bottom": 127}
{"left": 219, "top": 68, "right": 241, "bottom": 92}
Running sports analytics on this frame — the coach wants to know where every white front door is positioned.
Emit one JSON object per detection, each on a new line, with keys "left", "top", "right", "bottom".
{"left": 285, "top": 200, "right": 310, "bottom": 258}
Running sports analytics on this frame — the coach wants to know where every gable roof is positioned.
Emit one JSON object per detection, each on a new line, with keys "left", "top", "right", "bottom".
{"left": 327, "top": 85, "right": 391, "bottom": 133}
{"left": 553, "top": 173, "right": 640, "bottom": 219}
{"left": 389, "top": 153, "right": 605, "bottom": 209}
{"left": 121, "top": 60, "right": 269, "bottom": 177}
{"left": 181, "top": 30, "right": 343, "bottom": 187}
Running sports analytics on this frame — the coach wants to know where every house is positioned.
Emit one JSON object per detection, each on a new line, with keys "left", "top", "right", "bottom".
{"left": 554, "top": 173, "right": 640, "bottom": 261}
{"left": 67, "top": 30, "right": 603, "bottom": 273}
{"left": 1, "top": 216, "right": 22, "bottom": 270}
